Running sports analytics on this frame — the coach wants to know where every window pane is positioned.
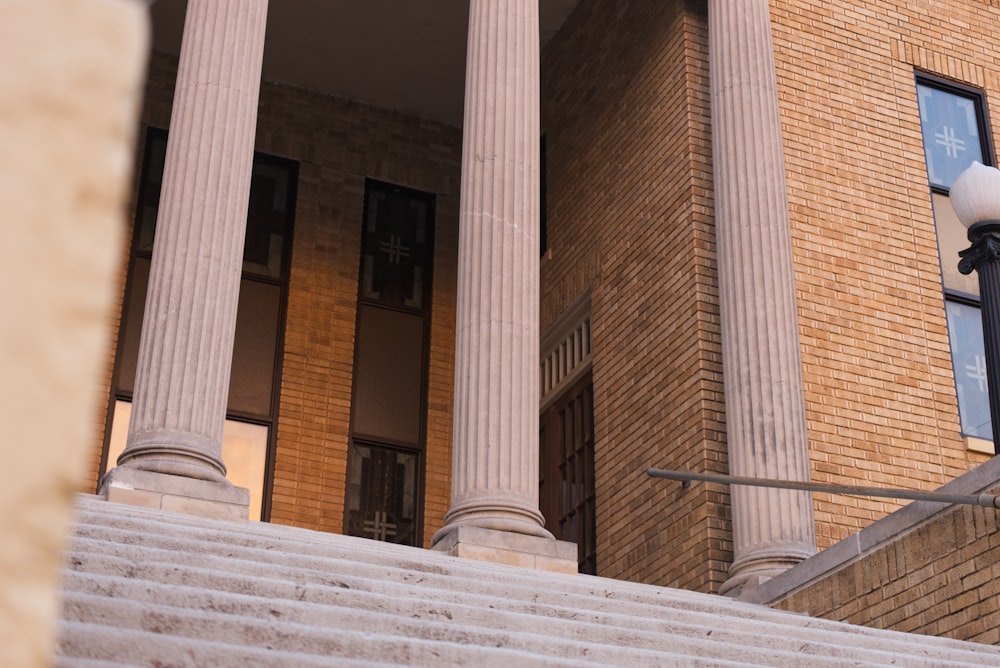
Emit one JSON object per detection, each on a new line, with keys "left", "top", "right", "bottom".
{"left": 222, "top": 419, "right": 269, "bottom": 522}
{"left": 360, "top": 185, "right": 432, "bottom": 309}
{"left": 351, "top": 305, "right": 424, "bottom": 443}
{"left": 117, "top": 264, "right": 281, "bottom": 420}
{"left": 135, "top": 131, "right": 293, "bottom": 275}
{"left": 135, "top": 134, "right": 166, "bottom": 253}
{"left": 916, "top": 83, "right": 985, "bottom": 190}
{"left": 945, "top": 301, "right": 992, "bottom": 440}
{"left": 243, "top": 161, "right": 293, "bottom": 278}
{"left": 539, "top": 374, "right": 597, "bottom": 574}
{"left": 228, "top": 279, "right": 281, "bottom": 417}
{"left": 344, "top": 443, "right": 418, "bottom": 546}
{"left": 116, "top": 256, "right": 150, "bottom": 394}
{"left": 933, "top": 193, "right": 979, "bottom": 298}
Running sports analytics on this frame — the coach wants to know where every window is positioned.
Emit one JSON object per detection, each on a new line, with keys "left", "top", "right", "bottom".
{"left": 345, "top": 443, "right": 419, "bottom": 545}
{"left": 539, "top": 295, "right": 596, "bottom": 574}
{"left": 540, "top": 373, "right": 596, "bottom": 574}
{"left": 344, "top": 180, "right": 434, "bottom": 546}
{"left": 916, "top": 76, "right": 995, "bottom": 447}
{"left": 102, "top": 128, "right": 297, "bottom": 519}
{"left": 540, "top": 134, "right": 548, "bottom": 257}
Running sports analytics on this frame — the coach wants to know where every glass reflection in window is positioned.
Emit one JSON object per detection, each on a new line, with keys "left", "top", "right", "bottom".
{"left": 945, "top": 301, "right": 992, "bottom": 440}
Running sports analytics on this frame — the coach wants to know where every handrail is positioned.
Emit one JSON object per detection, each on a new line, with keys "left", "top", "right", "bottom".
{"left": 647, "top": 468, "right": 1000, "bottom": 508}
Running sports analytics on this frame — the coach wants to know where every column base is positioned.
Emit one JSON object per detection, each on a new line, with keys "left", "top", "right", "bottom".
{"left": 432, "top": 525, "right": 578, "bottom": 574}
{"left": 99, "top": 466, "right": 249, "bottom": 521}
{"left": 719, "top": 544, "right": 815, "bottom": 598}
{"left": 719, "top": 570, "right": 782, "bottom": 598}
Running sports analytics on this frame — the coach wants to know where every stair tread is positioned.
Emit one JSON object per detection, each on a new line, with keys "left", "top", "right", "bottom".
{"left": 57, "top": 496, "right": 1000, "bottom": 666}
{"left": 63, "top": 575, "right": 924, "bottom": 667}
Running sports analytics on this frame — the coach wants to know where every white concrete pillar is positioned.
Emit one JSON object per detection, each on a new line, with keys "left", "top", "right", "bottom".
{"left": 432, "top": 0, "right": 576, "bottom": 572}
{"left": 0, "top": 1, "right": 147, "bottom": 664}
{"left": 709, "top": 0, "right": 817, "bottom": 595}
{"left": 100, "top": 0, "right": 269, "bottom": 520}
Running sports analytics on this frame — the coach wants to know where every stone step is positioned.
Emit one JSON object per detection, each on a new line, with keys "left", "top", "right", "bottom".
{"left": 57, "top": 620, "right": 437, "bottom": 668}
{"left": 65, "top": 503, "right": 892, "bottom": 628}
{"left": 57, "top": 496, "right": 1000, "bottom": 666}
{"left": 63, "top": 543, "right": 981, "bottom": 668}
{"left": 60, "top": 568, "right": 886, "bottom": 668}
{"left": 64, "top": 499, "right": 884, "bottom": 627}
{"left": 64, "top": 530, "right": 818, "bottom": 634}
{"left": 60, "top": 589, "right": 747, "bottom": 667}
{"left": 66, "top": 510, "right": 989, "bottom": 662}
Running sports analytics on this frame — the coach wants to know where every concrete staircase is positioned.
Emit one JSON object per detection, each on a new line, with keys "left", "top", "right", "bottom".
{"left": 57, "top": 495, "right": 1000, "bottom": 666}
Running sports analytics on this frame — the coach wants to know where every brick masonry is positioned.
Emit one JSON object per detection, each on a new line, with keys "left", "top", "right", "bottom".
{"left": 771, "top": 488, "right": 1000, "bottom": 643}
{"left": 87, "top": 52, "right": 462, "bottom": 548}
{"left": 85, "top": 0, "right": 999, "bottom": 603}
{"left": 537, "top": 0, "right": 1000, "bottom": 591}
{"left": 770, "top": 0, "right": 998, "bottom": 549}
{"left": 540, "top": 0, "right": 728, "bottom": 592}
{"left": 758, "top": 0, "right": 1000, "bottom": 640}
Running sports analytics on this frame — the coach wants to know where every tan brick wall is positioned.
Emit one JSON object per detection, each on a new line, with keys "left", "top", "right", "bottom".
{"left": 86, "top": 0, "right": 1000, "bottom": 596}
{"left": 540, "top": 0, "right": 728, "bottom": 592}
{"left": 538, "top": 0, "right": 1000, "bottom": 588}
{"left": 771, "top": 0, "right": 999, "bottom": 548}
{"left": 774, "top": 499, "right": 1000, "bottom": 644}
{"left": 87, "top": 52, "right": 461, "bottom": 547}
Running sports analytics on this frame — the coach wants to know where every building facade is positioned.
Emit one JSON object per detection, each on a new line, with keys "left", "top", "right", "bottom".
{"left": 87, "top": 0, "right": 998, "bottom": 605}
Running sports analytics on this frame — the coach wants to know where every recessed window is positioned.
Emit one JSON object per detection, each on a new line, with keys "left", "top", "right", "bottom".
{"left": 540, "top": 373, "right": 596, "bottom": 574}
{"left": 945, "top": 300, "right": 992, "bottom": 440}
{"left": 918, "top": 83, "right": 986, "bottom": 190}
{"left": 359, "top": 186, "right": 431, "bottom": 309}
{"left": 345, "top": 443, "right": 419, "bottom": 545}
{"left": 540, "top": 134, "right": 548, "bottom": 257}
{"left": 102, "top": 128, "right": 297, "bottom": 519}
{"left": 345, "top": 180, "right": 434, "bottom": 547}
{"left": 916, "top": 76, "right": 994, "bottom": 445}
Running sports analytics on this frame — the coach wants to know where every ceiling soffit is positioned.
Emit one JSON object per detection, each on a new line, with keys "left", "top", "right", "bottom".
{"left": 150, "top": 0, "right": 579, "bottom": 127}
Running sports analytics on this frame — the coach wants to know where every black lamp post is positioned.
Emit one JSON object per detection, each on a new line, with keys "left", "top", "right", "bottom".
{"left": 954, "top": 161, "right": 1000, "bottom": 455}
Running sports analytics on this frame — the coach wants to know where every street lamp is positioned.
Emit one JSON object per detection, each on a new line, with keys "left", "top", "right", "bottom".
{"left": 954, "top": 161, "right": 1000, "bottom": 454}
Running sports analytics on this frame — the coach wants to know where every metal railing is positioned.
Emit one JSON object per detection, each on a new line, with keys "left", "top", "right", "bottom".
{"left": 647, "top": 468, "right": 1000, "bottom": 508}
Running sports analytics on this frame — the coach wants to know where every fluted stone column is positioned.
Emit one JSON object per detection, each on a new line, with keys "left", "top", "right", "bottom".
{"left": 709, "top": 0, "right": 817, "bottom": 595}
{"left": 100, "top": 0, "right": 269, "bottom": 520}
{"left": 432, "top": 0, "right": 576, "bottom": 572}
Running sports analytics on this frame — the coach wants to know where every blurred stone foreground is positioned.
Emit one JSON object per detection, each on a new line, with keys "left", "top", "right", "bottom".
{"left": 0, "top": 1, "right": 148, "bottom": 665}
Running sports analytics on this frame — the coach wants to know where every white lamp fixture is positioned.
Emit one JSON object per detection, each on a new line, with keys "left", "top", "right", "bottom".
{"left": 950, "top": 161, "right": 1000, "bottom": 230}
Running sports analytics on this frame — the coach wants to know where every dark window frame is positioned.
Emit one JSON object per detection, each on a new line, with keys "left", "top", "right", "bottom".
{"left": 100, "top": 126, "right": 298, "bottom": 521}
{"left": 915, "top": 74, "right": 994, "bottom": 307}
{"left": 914, "top": 71, "right": 996, "bottom": 306}
{"left": 344, "top": 178, "right": 436, "bottom": 547}
{"left": 344, "top": 438, "right": 423, "bottom": 546}
{"left": 540, "top": 371, "right": 597, "bottom": 575}
{"left": 540, "top": 133, "right": 548, "bottom": 257}
{"left": 917, "top": 73, "right": 995, "bottom": 201}
{"left": 916, "top": 73, "right": 997, "bottom": 442}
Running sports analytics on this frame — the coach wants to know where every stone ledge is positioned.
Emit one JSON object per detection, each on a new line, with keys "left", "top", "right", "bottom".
{"left": 99, "top": 467, "right": 249, "bottom": 522}
{"left": 432, "top": 525, "right": 578, "bottom": 574}
{"left": 740, "top": 456, "right": 1000, "bottom": 605}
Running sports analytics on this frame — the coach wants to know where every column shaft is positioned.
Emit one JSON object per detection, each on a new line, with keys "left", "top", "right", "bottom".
{"left": 709, "top": 0, "right": 817, "bottom": 594}
{"left": 435, "top": 0, "right": 551, "bottom": 541}
{"left": 114, "top": 0, "right": 268, "bottom": 484}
